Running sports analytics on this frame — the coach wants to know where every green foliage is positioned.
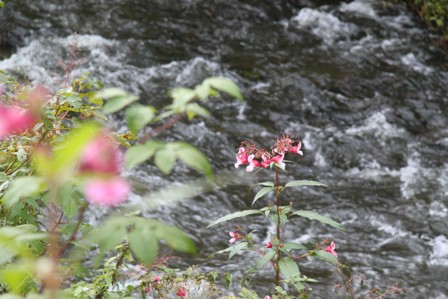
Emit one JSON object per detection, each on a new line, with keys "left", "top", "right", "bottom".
{"left": 206, "top": 210, "right": 263, "bottom": 228}
{"left": 291, "top": 210, "right": 345, "bottom": 231}
{"left": 252, "top": 186, "right": 275, "bottom": 206}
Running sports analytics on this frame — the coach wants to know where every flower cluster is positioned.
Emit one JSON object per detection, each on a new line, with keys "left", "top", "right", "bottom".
{"left": 235, "top": 135, "right": 303, "bottom": 172}
{"left": 79, "top": 134, "right": 130, "bottom": 206}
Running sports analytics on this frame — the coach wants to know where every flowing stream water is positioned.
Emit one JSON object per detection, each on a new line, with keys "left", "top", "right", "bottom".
{"left": 1, "top": 0, "right": 448, "bottom": 298}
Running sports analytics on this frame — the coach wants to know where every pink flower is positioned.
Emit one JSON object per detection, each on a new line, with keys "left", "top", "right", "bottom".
{"left": 325, "top": 241, "right": 337, "bottom": 257}
{"left": 84, "top": 177, "right": 130, "bottom": 206}
{"left": 235, "top": 146, "right": 249, "bottom": 168}
{"left": 270, "top": 154, "right": 285, "bottom": 170}
{"left": 264, "top": 296, "right": 272, "bottom": 299}
{"left": 152, "top": 276, "right": 162, "bottom": 284}
{"left": 246, "top": 154, "right": 269, "bottom": 172}
{"left": 289, "top": 141, "right": 303, "bottom": 156}
{"left": 229, "top": 231, "right": 242, "bottom": 243}
{"left": 0, "top": 105, "right": 36, "bottom": 139}
{"left": 176, "top": 287, "right": 188, "bottom": 297}
{"left": 265, "top": 242, "right": 273, "bottom": 249}
{"left": 79, "top": 135, "right": 122, "bottom": 175}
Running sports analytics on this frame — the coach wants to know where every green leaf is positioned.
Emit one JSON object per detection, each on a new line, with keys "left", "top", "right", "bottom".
{"left": 279, "top": 257, "right": 300, "bottom": 280}
{"left": 229, "top": 242, "right": 248, "bottom": 259}
{"left": 292, "top": 210, "right": 345, "bottom": 231}
{"left": 87, "top": 217, "right": 128, "bottom": 252}
{"left": 284, "top": 180, "right": 327, "bottom": 188}
{"left": 154, "top": 146, "right": 176, "bottom": 175}
{"left": 207, "top": 210, "right": 262, "bottom": 228}
{"left": 239, "top": 288, "right": 259, "bottom": 299}
{"left": 204, "top": 77, "right": 243, "bottom": 101}
{"left": 185, "top": 103, "right": 210, "bottom": 120}
{"left": 174, "top": 143, "right": 213, "bottom": 178}
{"left": 0, "top": 1, "right": 4, "bottom": 8}
{"left": 252, "top": 187, "right": 275, "bottom": 206}
{"left": 282, "top": 242, "right": 306, "bottom": 252}
{"left": 4, "top": 177, "right": 44, "bottom": 208}
{"left": 125, "top": 141, "right": 163, "bottom": 169}
{"left": 256, "top": 250, "right": 275, "bottom": 269}
{"left": 155, "top": 224, "right": 196, "bottom": 254}
{"left": 129, "top": 227, "right": 158, "bottom": 265}
{"left": 125, "top": 104, "right": 156, "bottom": 136}
{"left": 170, "top": 88, "right": 196, "bottom": 105}
{"left": 314, "top": 250, "right": 338, "bottom": 264}
{"left": 194, "top": 82, "right": 211, "bottom": 100}
{"left": 96, "top": 88, "right": 139, "bottom": 114}
{"left": 51, "top": 122, "right": 100, "bottom": 174}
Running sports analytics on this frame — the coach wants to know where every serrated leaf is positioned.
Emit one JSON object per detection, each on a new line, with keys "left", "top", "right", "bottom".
{"left": 125, "top": 141, "right": 163, "bottom": 169}
{"left": 256, "top": 250, "right": 275, "bottom": 269}
{"left": 4, "top": 177, "right": 44, "bottom": 208}
{"left": 229, "top": 242, "right": 248, "bottom": 259}
{"left": 284, "top": 180, "right": 327, "bottom": 188}
{"left": 204, "top": 77, "right": 243, "bottom": 101}
{"left": 174, "top": 143, "right": 213, "bottom": 178}
{"left": 282, "top": 242, "right": 306, "bottom": 252}
{"left": 239, "top": 288, "right": 259, "bottom": 299}
{"left": 125, "top": 104, "right": 156, "bottom": 136}
{"left": 207, "top": 210, "right": 262, "bottom": 228}
{"left": 315, "top": 250, "right": 338, "bottom": 264}
{"left": 252, "top": 187, "right": 275, "bottom": 206}
{"left": 279, "top": 257, "right": 300, "bottom": 280}
{"left": 292, "top": 210, "right": 345, "bottom": 231}
{"left": 154, "top": 146, "right": 176, "bottom": 175}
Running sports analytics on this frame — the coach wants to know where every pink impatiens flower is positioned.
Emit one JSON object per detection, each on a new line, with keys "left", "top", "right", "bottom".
{"left": 0, "top": 105, "right": 36, "bottom": 139}
{"left": 235, "top": 146, "right": 249, "bottom": 168}
{"left": 229, "top": 231, "right": 242, "bottom": 243}
{"left": 84, "top": 177, "right": 130, "bottom": 206}
{"left": 325, "top": 241, "right": 337, "bottom": 257}
{"left": 176, "top": 287, "right": 188, "bottom": 297}
{"left": 264, "top": 296, "right": 272, "bottom": 299}
{"left": 265, "top": 242, "right": 273, "bottom": 249}
{"left": 270, "top": 154, "right": 285, "bottom": 170}
{"left": 79, "top": 135, "right": 122, "bottom": 175}
{"left": 289, "top": 141, "right": 303, "bottom": 156}
{"left": 152, "top": 276, "right": 162, "bottom": 285}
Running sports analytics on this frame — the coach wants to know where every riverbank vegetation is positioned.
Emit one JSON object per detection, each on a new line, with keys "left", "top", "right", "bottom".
{"left": 392, "top": 0, "right": 448, "bottom": 49}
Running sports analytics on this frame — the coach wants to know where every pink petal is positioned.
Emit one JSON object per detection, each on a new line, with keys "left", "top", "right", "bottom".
{"left": 84, "top": 177, "right": 130, "bottom": 206}
{"left": 80, "top": 135, "right": 122, "bottom": 175}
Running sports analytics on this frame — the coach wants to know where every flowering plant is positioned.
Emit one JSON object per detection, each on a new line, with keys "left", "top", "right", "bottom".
{"left": 209, "top": 135, "right": 344, "bottom": 298}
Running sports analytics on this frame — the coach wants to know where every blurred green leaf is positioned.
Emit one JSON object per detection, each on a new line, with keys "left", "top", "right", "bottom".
{"left": 125, "top": 141, "right": 163, "bottom": 169}
{"left": 154, "top": 146, "right": 176, "bottom": 175}
{"left": 207, "top": 210, "right": 262, "bottom": 228}
{"left": 282, "top": 242, "right": 306, "bottom": 252}
{"left": 185, "top": 103, "right": 210, "bottom": 120}
{"left": 292, "top": 210, "right": 345, "bottom": 231}
{"left": 155, "top": 223, "right": 196, "bottom": 254}
{"left": 239, "top": 288, "right": 259, "bottom": 299}
{"left": 284, "top": 180, "right": 327, "bottom": 188}
{"left": 174, "top": 142, "right": 213, "bottom": 178}
{"left": 129, "top": 226, "right": 158, "bottom": 265}
{"left": 4, "top": 177, "right": 44, "bottom": 208}
{"left": 204, "top": 77, "right": 243, "bottom": 101}
{"left": 229, "top": 242, "right": 247, "bottom": 259}
{"left": 96, "top": 88, "right": 139, "bottom": 114}
{"left": 194, "top": 82, "right": 211, "bottom": 100}
{"left": 170, "top": 88, "right": 196, "bottom": 105}
{"left": 125, "top": 104, "right": 156, "bottom": 136}
{"left": 87, "top": 217, "right": 128, "bottom": 252}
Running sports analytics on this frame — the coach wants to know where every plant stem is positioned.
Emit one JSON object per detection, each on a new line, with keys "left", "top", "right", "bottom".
{"left": 274, "top": 167, "right": 281, "bottom": 290}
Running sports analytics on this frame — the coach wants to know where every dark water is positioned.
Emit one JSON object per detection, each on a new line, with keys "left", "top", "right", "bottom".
{"left": 1, "top": 1, "right": 448, "bottom": 298}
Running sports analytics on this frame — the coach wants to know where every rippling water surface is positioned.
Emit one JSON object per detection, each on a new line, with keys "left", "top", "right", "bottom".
{"left": 1, "top": 1, "right": 448, "bottom": 298}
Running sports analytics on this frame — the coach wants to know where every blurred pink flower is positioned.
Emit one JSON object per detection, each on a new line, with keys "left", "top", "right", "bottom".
{"left": 265, "top": 242, "right": 273, "bottom": 249}
{"left": 235, "top": 146, "right": 249, "bottom": 168}
{"left": 289, "top": 141, "right": 303, "bottom": 156}
{"left": 0, "top": 105, "right": 36, "bottom": 139}
{"left": 325, "top": 241, "right": 337, "bottom": 257}
{"left": 84, "top": 177, "right": 130, "bottom": 206}
{"left": 229, "top": 231, "right": 242, "bottom": 243}
{"left": 176, "top": 287, "right": 188, "bottom": 297}
{"left": 152, "top": 276, "right": 162, "bottom": 285}
{"left": 264, "top": 296, "right": 272, "bottom": 299}
{"left": 79, "top": 135, "right": 122, "bottom": 175}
